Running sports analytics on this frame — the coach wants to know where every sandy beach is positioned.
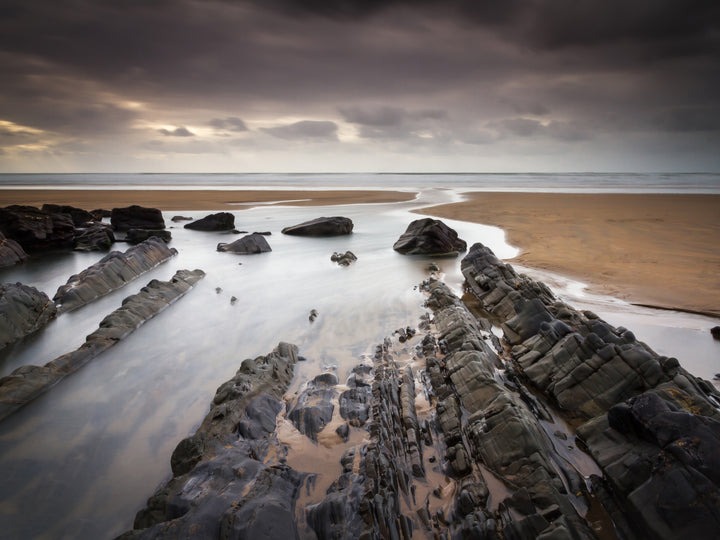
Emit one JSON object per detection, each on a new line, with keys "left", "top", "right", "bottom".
{"left": 0, "top": 189, "right": 415, "bottom": 210}
{"left": 420, "top": 192, "right": 720, "bottom": 317}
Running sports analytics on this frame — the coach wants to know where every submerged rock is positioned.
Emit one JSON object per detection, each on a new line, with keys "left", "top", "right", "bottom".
{"left": 712, "top": 326, "right": 720, "bottom": 340}
{"left": 0, "top": 232, "right": 28, "bottom": 267}
{"left": 111, "top": 205, "right": 165, "bottom": 232}
{"left": 217, "top": 233, "right": 271, "bottom": 254}
{"left": 330, "top": 251, "right": 357, "bottom": 266}
{"left": 183, "top": 212, "right": 235, "bottom": 231}
{"left": 125, "top": 229, "right": 171, "bottom": 245}
{"left": 0, "top": 283, "right": 57, "bottom": 352}
{"left": 73, "top": 224, "right": 115, "bottom": 252}
{"left": 0, "top": 270, "right": 205, "bottom": 422}
{"left": 281, "top": 216, "right": 353, "bottom": 237}
{"left": 0, "top": 205, "right": 75, "bottom": 253}
{"left": 170, "top": 215, "right": 192, "bottom": 222}
{"left": 53, "top": 237, "right": 177, "bottom": 312}
{"left": 393, "top": 217, "right": 467, "bottom": 256}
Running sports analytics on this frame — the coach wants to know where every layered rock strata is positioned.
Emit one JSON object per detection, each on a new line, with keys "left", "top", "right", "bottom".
{"left": 0, "top": 205, "right": 75, "bottom": 253}
{"left": 461, "top": 242, "right": 720, "bottom": 539}
{"left": 393, "top": 218, "right": 467, "bottom": 256}
{"left": 0, "top": 270, "right": 205, "bottom": 422}
{"left": 53, "top": 237, "right": 177, "bottom": 312}
{"left": 0, "top": 232, "right": 28, "bottom": 267}
{"left": 118, "top": 342, "right": 302, "bottom": 539}
{"left": 0, "top": 283, "right": 57, "bottom": 351}
{"left": 73, "top": 223, "right": 115, "bottom": 251}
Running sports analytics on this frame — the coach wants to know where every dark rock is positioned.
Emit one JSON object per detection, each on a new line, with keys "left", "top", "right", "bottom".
{"left": 217, "top": 233, "right": 271, "bottom": 254}
{"left": 125, "top": 229, "right": 171, "bottom": 245}
{"left": 339, "top": 386, "right": 372, "bottom": 426}
{"left": 0, "top": 270, "right": 204, "bottom": 422}
{"left": 711, "top": 326, "right": 720, "bottom": 340}
{"left": 254, "top": 231, "right": 271, "bottom": 236}
{"left": 111, "top": 205, "right": 165, "bottom": 232}
{"left": 0, "top": 283, "right": 57, "bottom": 351}
{"left": 336, "top": 423, "right": 350, "bottom": 442}
{"left": 170, "top": 215, "right": 192, "bottom": 222}
{"left": 393, "top": 218, "right": 467, "bottom": 256}
{"left": 0, "top": 232, "right": 28, "bottom": 267}
{"left": 230, "top": 296, "right": 237, "bottom": 305}
{"left": 183, "top": 212, "right": 235, "bottom": 231}
{"left": 53, "top": 238, "right": 177, "bottom": 312}
{"left": 331, "top": 251, "right": 357, "bottom": 266}
{"left": 41, "top": 204, "right": 95, "bottom": 226}
{"left": 428, "top": 262, "right": 441, "bottom": 272}
{"left": 281, "top": 216, "right": 353, "bottom": 237}
{"left": 0, "top": 205, "right": 75, "bottom": 252}
{"left": 309, "top": 309, "right": 318, "bottom": 322}
{"left": 73, "top": 224, "right": 115, "bottom": 251}
{"left": 237, "top": 393, "right": 284, "bottom": 440}
{"left": 287, "top": 373, "right": 338, "bottom": 441}
{"left": 91, "top": 208, "right": 112, "bottom": 219}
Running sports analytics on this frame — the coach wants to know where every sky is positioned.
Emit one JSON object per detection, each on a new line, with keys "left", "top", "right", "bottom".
{"left": 0, "top": 0, "right": 719, "bottom": 173}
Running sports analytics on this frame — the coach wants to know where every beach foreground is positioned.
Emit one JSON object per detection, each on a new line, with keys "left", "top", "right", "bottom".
{"left": 421, "top": 192, "right": 720, "bottom": 316}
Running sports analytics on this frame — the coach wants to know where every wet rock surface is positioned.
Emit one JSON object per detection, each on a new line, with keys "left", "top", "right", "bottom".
{"left": 0, "top": 270, "right": 205, "bottom": 422}
{"left": 73, "top": 223, "right": 115, "bottom": 251}
{"left": 287, "top": 372, "right": 339, "bottom": 441}
{"left": 53, "top": 237, "right": 177, "bottom": 312}
{"left": 0, "top": 283, "right": 57, "bottom": 351}
{"left": 0, "top": 205, "right": 75, "bottom": 253}
{"left": 282, "top": 216, "right": 353, "bottom": 236}
{"left": 183, "top": 212, "right": 235, "bottom": 231}
{"left": 393, "top": 217, "right": 467, "bottom": 256}
{"left": 41, "top": 204, "right": 95, "bottom": 227}
{"left": 0, "top": 232, "right": 28, "bottom": 267}
{"left": 125, "top": 229, "right": 172, "bottom": 245}
{"left": 111, "top": 205, "right": 166, "bottom": 232}
{"left": 217, "top": 232, "right": 272, "bottom": 254}
{"left": 118, "top": 343, "right": 302, "bottom": 540}
{"left": 330, "top": 250, "right": 357, "bottom": 266}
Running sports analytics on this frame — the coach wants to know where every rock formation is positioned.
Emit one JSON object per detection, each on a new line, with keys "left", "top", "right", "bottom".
{"left": 287, "top": 373, "right": 339, "bottom": 441}
{"left": 0, "top": 270, "right": 205, "bottom": 422}
{"left": 41, "top": 204, "right": 95, "bottom": 227}
{"left": 0, "top": 283, "right": 57, "bottom": 351}
{"left": 0, "top": 232, "right": 28, "bottom": 267}
{"left": 183, "top": 212, "right": 235, "bottom": 231}
{"left": 330, "top": 251, "right": 357, "bottom": 266}
{"left": 0, "top": 205, "right": 75, "bottom": 252}
{"left": 217, "top": 233, "right": 271, "bottom": 254}
{"left": 53, "top": 237, "right": 177, "bottom": 312}
{"left": 73, "top": 223, "right": 115, "bottom": 252}
{"left": 281, "top": 216, "right": 353, "bottom": 236}
{"left": 125, "top": 229, "right": 172, "bottom": 245}
{"left": 170, "top": 215, "right": 192, "bottom": 222}
{"left": 111, "top": 205, "right": 166, "bottom": 232}
{"left": 393, "top": 217, "right": 467, "bottom": 256}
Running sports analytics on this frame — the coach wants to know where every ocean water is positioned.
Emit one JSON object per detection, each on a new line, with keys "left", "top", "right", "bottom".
{"left": 0, "top": 178, "right": 718, "bottom": 539}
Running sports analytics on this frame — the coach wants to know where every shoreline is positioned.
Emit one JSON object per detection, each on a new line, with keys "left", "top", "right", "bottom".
{"left": 419, "top": 192, "right": 720, "bottom": 317}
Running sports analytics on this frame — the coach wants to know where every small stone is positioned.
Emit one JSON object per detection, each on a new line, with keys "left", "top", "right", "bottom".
{"left": 215, "top": 287, "right": 222, "bottom": 294}
{"left": 230, "top": 296, "right": 237, "bottom": 305}
{"left": 309, "top": 309, "right": 318, "bottom": 323}
{"left": 711, "top": 326, "right": 720, "bottom": 340}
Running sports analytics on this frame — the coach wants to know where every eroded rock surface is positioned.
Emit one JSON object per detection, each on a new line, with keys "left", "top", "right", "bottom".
{"left": 0, "top": 205, "right": 75, "bottom": 253}
{"left": 183, "top": 212, "right": 235, "bottom": 231}
{"left": 331, "top": 251, "right": 357, "bottom": 266}
{"left": 217, "top": 233, "right": 271, "bottom": 254}
{"left": 73, "top": 223, "right": 115, "bottom": 251}
{"left": 0, "top": 283, "right": 57, "bottom": 351}
{"left": 0, "top": 270, "right": 204, "bottom": 422}
{"left": 282, "top": 216, "right": 353, "bottom": 237}
{"left": 53, "top": 238, "right": 177, "bottom": 312}
{"left": 111, "top": 206, "right": 166, "bottom": 232}
{"left": 41, "top": 204, "right": 95, "bottom": 227}
{"left": 125, "top": 229, "right": 171, "bottom": 245}
{"left": 0, "top": 232, "right": 28, "bottom": 267}
{"left": 287, "top": 372, "right": 339, "bottom": 441}
{"left": 393, "top": 217, "right": 467, "bottom": 256}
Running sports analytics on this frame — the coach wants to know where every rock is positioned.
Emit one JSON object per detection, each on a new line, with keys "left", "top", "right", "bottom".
{"left": 331, "top": 251, "right": 357, "bottom": 266}
{"left": 230, "top": 296, "right": 237, "bottom": 305}
{"left": 309, "top": 309, "right": 318, "bottom": 322}
{"left": 711, "top": 326, "right": 720, "bottom": 340}
{"left": 217, "top": 233, "right": 271, "bottom": 254}
{"left": 125, "top": 229, "right": 171, "bottom": 245}
{"left": 53, "top": 238, "right": 177, "bottom": 312}
{"left": 41, "top": 204, "right": 95, "bottom": 226}
{"left": 73, "top": 224, "right": 115, "bottom": 251}
{"left": 0, "top": 205, "right": 75, "bottom": 253}
{"left": 111, "top": 205, "right": 165, "bottom": 232}
{"left": 0, "top": 270, "right": 204, "bottom": 422}
{"left": 339, "top": 386, "right": 371, "bottom": 426}
{"left": 335, "top": 423, "right": 350, "bottom": 442}
{"left": 91, "top": 208, "right": 112, "bottom": 219}
{"left": 183, "top": 212, "right": 235, "bottom": 231}
{"left": 286, "top": 373, "right": 338, "bottom": 441}
{"left": 170, "top": 215, "right": 192, "bottom": 222}
{"left": 254, "top": 231, "right": 271, "bottom": 236}
{"left": 393, "top": 218, "right": 467, "bottom": 256}
{"left": 281, "top": 216, "right": 353, "bottom": 237}
{"left": 0, "top": 283, "right": 57, "bottom": 351}
{"left": 0, "top": 232, "right": 28, "bottom": 267}
{"left": 428, "top": 262, "right": 441, "bottom": 272}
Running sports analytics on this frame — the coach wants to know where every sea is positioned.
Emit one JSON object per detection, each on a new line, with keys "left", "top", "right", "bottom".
{"left": 0, "top": 172, "right": 718, "bottom": 539}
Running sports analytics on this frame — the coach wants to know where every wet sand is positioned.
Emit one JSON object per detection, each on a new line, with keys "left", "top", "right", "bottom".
{"left": 0, "top": 189, "right": 415, "bottom": 210}
{"left": 420, "top": 192, "right": 720, "bottom": 317}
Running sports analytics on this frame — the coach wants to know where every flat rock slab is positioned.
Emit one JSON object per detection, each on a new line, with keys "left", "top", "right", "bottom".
{"left": 111, "top": 205, "right": 165, "bottom": 232}
{"left": 393, "top": 217, "right": 467, "bottom": 256}
{"left": 53, "top": 237, "right": 177, "bottom": 312}
{"left": 0, "top": 283, "right": 57, "bottom": 351}
{"left": 217, "top": 233, "right": 271, "bottom": 254}
{"left": 282, "top": 216, "right": 353, "bottom": 237}
{"left": 0, "top": 269, "right": 205, "bottom": 423}
{"left": 184, "top": 212, "right": 235, "bottom": 231}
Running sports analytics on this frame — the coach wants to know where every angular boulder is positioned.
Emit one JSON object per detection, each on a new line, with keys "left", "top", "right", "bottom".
{"left": 0, "top": 283, "right": 57, "bottom": 351}
{"left": 286, "top": 372, "right": 338, "bottom": 441}
{"left": 0, "top": 205, "right": 75, "bottom": 252}
{"left": 73, "top": 224, "right": 115, "bottom": 252}
{"left": 393, "top": 218, "right": 467, "bottom": 256}
{"left": 41, "top": 204, "right": 94, "bottom": 227}
{"left": 184, "top": 212, "right": 235, "bottom": 231}
{"left": 125, "top": 229, "right": 171, "bottom": 245}
{"left": 331, "top": 251, "right": 357, "bottom": 266}
{"left": 217, "top": 233, "right": 271, "bottom": 254}
{"left": 111, "top": 205, "right": 165, "bottom": 232}
{"left": 0, "top": 232, "right": 28, "bottom": 267}
{"left": 281, "top": 216, "right": 353, "bottom": 237}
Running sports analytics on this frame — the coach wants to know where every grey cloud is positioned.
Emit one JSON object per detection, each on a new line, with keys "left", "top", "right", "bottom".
{"left": 339, "top": 106, "right": 406, "bottom": 127}
{"left": 340, "top": 105, "right": 449, "bottom": 140}
{"left": 261, "top": 120, "right": 338, "bottom": 140}
{"left": 158, "top": 126, "right": 194, "bottom": 137}
{"left": 506, "top": 100, "right": 550, "bottom": 116}
{"left": 209, "top": 117, "right": 248, "bottom": 132}
{"left": 492, "top": 118, "right": 543, "bottom": 137}
{"left": 654, "top": 107, "right": 720, "bottom": 132}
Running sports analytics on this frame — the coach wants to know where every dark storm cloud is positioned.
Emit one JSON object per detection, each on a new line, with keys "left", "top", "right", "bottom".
{"left": 654, "top": 107, "right": 720, "bottom": 132}
{"left": 261, "top": 120, "right": 338, "bottom": 140}
{"left": 209, "top": 117, "right": 249, "bottom": 132}
{"left": 159, "top": 127, "right": 195, "bottom": 137}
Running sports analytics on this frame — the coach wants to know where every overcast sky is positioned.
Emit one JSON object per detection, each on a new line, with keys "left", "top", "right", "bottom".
{"left": 1, "top": 0, "right": 718, "bottom": 173}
